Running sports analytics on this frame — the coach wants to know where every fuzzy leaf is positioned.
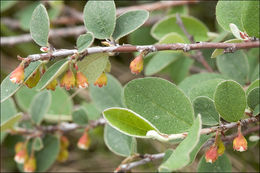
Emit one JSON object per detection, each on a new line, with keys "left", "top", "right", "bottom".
{"left": 112, "top": 10, "right": 149, "bottom": 40}
{"left": 246, "top": 79, "right": 260, "bottom": 95}
{"left": 76, "top": 33, "right": 94, "bottom": 53}
{"left": 104, "top": 124, "right": 137, "bottom": 157}
{"left": 15, "top": 87, "right": 38, "bottom": 111}
{"left": 247, "top": 87, "right": 260, "bottom": 110}
{"left": 30, "top": 4, "right": 50, "bottom": 46}
{"left": 123, "top": 77, "right": 194, "bottom": 134}
{"left": 1, "top": 113, "right": 22, "bottom": 132}
{"left": 33, "top": 137, "right": 44, "bottom": 151}
{"left": 103, "top": 108, "right": 158, "bottom": 138}
{"left": 214, "top": 80, "right": 246, "bottom": 122}
{"left": 72, "top": 107, "right": 88, "bottom": 125}
{"left": 83, "top": 1, "right": 116, "bottom": 39}
{"left": 1, "top": 98, "right": 18, "bottom": 130}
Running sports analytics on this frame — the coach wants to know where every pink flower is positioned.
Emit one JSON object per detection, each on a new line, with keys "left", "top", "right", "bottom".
{"left": 129, "top": 54, "right": 143, "bottom": 74}
{"left": 205, "top": 145, "right": 218, "bottom": 163}
{"left": 10, "top": 64, "right": 25, "bottom": 84}
{"left": 60, "top": 69, "right": 75, "bottom": 90}
{"left": 77, "top": 132, "right": 91, "bottom": 150}
{"left": 76, "top": 71, "right": 88, "bottom": 88}
{"left": 94, "top": 73, "right": 107, "bottom": 88}
{"left": 233, "top": 132, "right": 247, "bottom": 152}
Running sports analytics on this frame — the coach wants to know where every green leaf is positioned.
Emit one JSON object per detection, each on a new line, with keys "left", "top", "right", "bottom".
{"left": 29, "top": 90, "right": 51, "bottom": 125}
{"left": 103, "top": 108, "right": 158, "bottom": 138}
{"left": 168, "top": 56, "right": 194, "bottom": 84}
{"left": 1, "top": 113, "right": 22, "bottom": 132}
{"left": 1, "top": 1, "right": 17, "bottom": 12}
{"left": 216, "top": 50, "right": 249, "bottom": 85}
{"left": 90, "top": 74, "right": 123, "bottom": 111}
{"left": 72, "top": 107, "right": 88, "bottom": 125}
{"left": 1, "top": 61, "right": 42, "bottom": 102}
{"left": 214, "top": 80, "right": 246, "bottom": 122}
{"left": 216, "top": 1, "right": 243, "bottom": 31}
{"left": 211, "top": 39, "right": 242, "bottom": 58}
{"left": 123, "top": 77, "right": 194, "bottom": 134}
{"left": 247, "top": 87, "right": 260, "bottom": 110}
{"left": 17, "top": 2, "right": 40, "bottom": 31}
{"left": 36, "top": 59, "right": 69, "bottom": 90}
{"left": 145, "top": 52, "right": 180, "bottom": 76}
{"left": 35, "top": 135, "right": 60, "bottom": 172}
{"left": 78, "top": 53, "right": 109, "bottom": 84}
{"left": 151, "top": 15, "right": 209, "bottom": 41}
{"left": 129, "top": 26, "right": 157, "bottom": 45}
{"left": 15, "top": 86, "right": 38, "bottom": 111}
{"left": 33, "top": 137, "right": 44, "bottom": 151}
{"left": 158, "top": 115, "right": 202, "bottom": 172}
{"left": 1, "top": 98, "right": 17, "bottom": 123}
{"left": 104, "top": 124, "right": 137, "bottom": 157}
{"left": 178, "top": 73, "right": 227, "bottom": 95}
{"left": 159, "top": 32, "right": 186, "bottom": 53}
{"left": 246, "top": 79, "right": 260, "bottom": 95}
{"left": 241, "top": 1, "right": 259, "bottom": 38}
{"left": 193, "top": 97, "right": 219, "bottom": 126}
{"left": 247, "top": 48, "right": 259, "bottom": 82}
{"left": 30, "top": 4, "right": 50, "bottom": 46}
{"left": 167, "top": 5, "right": 188, "bottom": 15}
{"left": 188, "top": 79, "right": 224, "bottom": 101}
{"left": 197, "top": 153, "right": 232, "bottom": 172}
{"left": 83, "top": 1, "right": 116, "bottom": 39}
{"left": 45, "top": 87, "right": 73, "bottom": 122}
{"left": 82, "top": 102, "right": 101, "bottom": 120}
{"left": 112, "top": 10, "right": 149, "bottom": 40}
{"left": 253, "top": 105, "right": 260, "bottom": 116}
{"left": 76, "top": 33, "right": 94, "bottom": 53}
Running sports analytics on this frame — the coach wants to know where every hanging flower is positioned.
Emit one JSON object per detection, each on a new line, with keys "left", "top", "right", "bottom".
{"left": 57, "top": 149, "right": 69, "bottom": 163}
{"left": 233, "top": 132, "right": 247, "bottom": 152}
{"left": 76, "top": 71, "right": 88, "bottom": 88}
{"left": 205, "top": 145, "right": 218, "bottom": 163}
{"left": 94, "top": 73, "right": 107, "bottom": 88}
{"left": 129, "top": 53, "right": 143, "bottom": 74}
{"left": 60, "top": 69, "right": 75, "bottom": 90}
{"left": 216, "top": 136, "right": 225, "bottom": 156}
{"left": 24, "top": 155, "right": 36, "bottom": 173}
{"left": 10, "top": 64, "right": 25, "bottom": 84}
{"left": 46, "top": 79, "right": 58, "bottom": 91}
{"left": 60, "top": 136, "right": 69, "bottom": 149}
{"left": 77, "top": 132, "right": 91, "bottom": 150}
{"left": 14, "top": 148, "right": 27, "bottom": 164}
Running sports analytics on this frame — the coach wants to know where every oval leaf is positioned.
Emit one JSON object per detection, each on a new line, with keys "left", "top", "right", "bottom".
{"left": 90, "top": 74, "right": 123, "bottom": 111}
{"left": 151, "top": 15, "right": 209, "bottom": 41}
{"left": 83, "top": 1, "right": 116, "bottom": 39}
{"left": 76, "top": 32, "right": 94, "bottom": 53}
{"left": 33, "top": 137, "right": 44, "bottom": 151}
{"left": 123, "top": 77, "right": 194, "bottom": 134}
{"left": 1, "top": 61, "right": 42, "bottom": 102}
{"left": 15, "top": 87, "right": 38, "bottom": 112}
{"left": 216, "top": 50, "right": 249, "bottom": 85}
{"left": 112, "top": 10, "right": 149, "bottom": 40}
{"left": 197, "top": 153, "right": 232, "bottom": 172}
{"left": 103, "top": 107, "right": 158, "bottom": 138}
{"left": 216, "top": 1, "right": 243, "bottom": 31}
{"left": 1, "top": 113, "right": 22, "bottom": 132}
{"left": 29, "top": 90, "right": 51, "bottom": 125}
{"left": 30, "top": 4, "right": 50, "bottom": 46}
{"left": 246, "top": 78, "right": 260, "bottom": 95}
{"left": 36, "top": 59, "right": 69, "bottom": 90}
{"left": 1, "top": 98, "right": 17, "bottom": 125}
{"left": 214, "top": 80, "right": 246, "bottom": 122}
{"left": 78, "top": 53, "right": 109, "bottom": 83}
{"left": 104, "top": 124, "right": 137, "bottom": 157}
{"left": 72, "top": 107, "right": 88, "bottom": 125}
{"left": 193, "top": 96, "right": 219, "bottom": 126}
{"left": 247, "top": 87, "right": 260, "bottom": 110}
{"left": 159, "top": 115, "right": 202, "bottom": 172}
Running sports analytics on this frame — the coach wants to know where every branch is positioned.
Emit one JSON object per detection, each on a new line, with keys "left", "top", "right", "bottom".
{"left": 176, "top": 13, "right": 213, "bottom": 72}
{"left": 23, "top": 41, "right": 260, "bottom": 62}
{"left": 117, "top": 117, "right": 260, "bottom": 172}
{"left": 1, "top": 1, "right": 197, "bottom": 46}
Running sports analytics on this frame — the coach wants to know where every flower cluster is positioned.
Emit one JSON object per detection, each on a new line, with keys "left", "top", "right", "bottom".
{"left": 57, "top": 136, "right": 70, "bottom": 163}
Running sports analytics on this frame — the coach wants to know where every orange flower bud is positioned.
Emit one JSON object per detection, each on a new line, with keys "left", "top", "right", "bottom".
{"left": 57, "top": 149, "right": 69, "bottom": 162}
{"left": 10, "top": 64, "right": 25, "bottom": 84}
{"left": 205, "top": 145, "right": 218, "bottom": 163}
{"left": 24, "top": 155, "right": 36, "bottom": 173}
{"left": 46, "top": 79, "right": 58, "bottom": 91}
{"left": 129, "top": 54, "right": 143, "bottom": 74}
{"left": 60, "top": 69, "right": 75, "bottom": 90}
{"left": 233, "top": 132, "right": 247, "bottom": 152}
{"left": 77, "top": 132, "right": 91, "bottom": 150}
{"left": 25, "top": 69, "right": 41, "bottom": 88}
{"left": 15, "top": 142, "right": 24, "bottom": 153}
{"left": 76, "top": 71, "right": 88, "bottom": 88}
{"left": 14, "top": 148, "right": 27, "bottom": 164}
{"left": 60, "top": 136, "right": 69, "bottom": 149}
{"left": 94, "top": 73, "right": 107, "bottom": 88}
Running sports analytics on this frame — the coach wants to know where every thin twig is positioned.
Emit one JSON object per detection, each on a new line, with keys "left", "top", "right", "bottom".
{"left": 117, "top": 121, "right": 260, "bottom": 172}
{"left": 176, "top": 13, "right": 213, "bottom": 72}
{"left": 22, "top": 41, "right": 260, "bottom": 62}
